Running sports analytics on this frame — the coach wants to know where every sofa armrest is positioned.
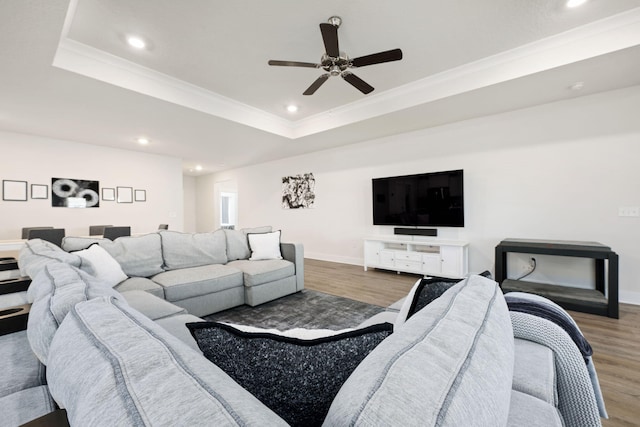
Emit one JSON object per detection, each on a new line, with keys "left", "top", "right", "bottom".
{"left": 0, "top": 303, "right": 30, "bottom": 336}
{"left": 0, "top": 276, "right": 31, "bottom": 295}
{"left": 281, "top": 242, "right": 304, "bottom": 291}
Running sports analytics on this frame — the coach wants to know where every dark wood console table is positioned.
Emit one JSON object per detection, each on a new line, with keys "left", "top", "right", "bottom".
{"left": 495, "top": 239, "right": 619, "bottom": 318}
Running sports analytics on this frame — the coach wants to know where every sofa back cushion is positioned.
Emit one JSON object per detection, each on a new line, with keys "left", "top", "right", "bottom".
{"left": 46, "top": 296, "right": 287, "bottom": 427}
{"left": 98, "top": 233, "right": 164, "bottom": 277}
{"left": 324, "top": 275, "right": 515, "bottom": 426}
{"left": 160, "top": 230, "right": 228, "bottom": 270}
{"left": 61, "top": 236, "right": 109, "bottom": 252}
{"left": 19, "top": 239, "right": 82, "bottom": 281}
{"left": 27, "top": 263, "right": 122, "bottom": 365}
{"left": 224, "top": 226, "right": 272, "bottom": 261}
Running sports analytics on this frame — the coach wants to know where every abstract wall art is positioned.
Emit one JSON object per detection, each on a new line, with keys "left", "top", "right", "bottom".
{"left": 51, "top": 177, "right": 100, "bottom": 208}
{"left": 282, "top": 173, "right": 315, "bottom": 209}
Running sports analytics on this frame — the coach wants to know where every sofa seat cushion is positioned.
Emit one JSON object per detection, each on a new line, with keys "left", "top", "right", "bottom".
{"left": 507, "top": 390, "right": 563, "bottom": 427}
{"left": 159, "top": 230, "right": 227, "bottom": 270}
{"left": 151, "top": 264, "right": 243, "bottom": 302}
{"left": 0, "top": 385, "right": 56, "bottom": 427}
{"left": 155, "top": 313, "right": 204, "bottom": 352}
{"left": 27, "top": 263, "right": 124, "bottom": 365}
{"left": 0, "top": 331, "right": 46, "bottom": 399}
{"left": 46, "top": 296, "right": 287, "bottom": 426}
{"left": 513, "top": 338, "right": 558, "bottom": 406}
{"left": 226, "top": 259, "right": 294, "bottom": 287}
{"left": 114, "top": 277, "right": 164, "bottom": 299}
{"left": 324, "top": 275, "right": 515, "bottom": 426}
{"left": 98, "top": 233, "right": 164, "bottom": 277}
{"left": 119, "top": 290, "right": 187, "bottom": 321}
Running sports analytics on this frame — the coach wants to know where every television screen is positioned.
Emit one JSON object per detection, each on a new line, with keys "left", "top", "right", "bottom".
{"left": 372, "top": 169, "right": 464, "bottom": 227}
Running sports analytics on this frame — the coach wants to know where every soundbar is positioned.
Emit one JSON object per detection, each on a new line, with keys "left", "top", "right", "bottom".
{"left": 394, "top": 228, "right": 437, "bottom": 237}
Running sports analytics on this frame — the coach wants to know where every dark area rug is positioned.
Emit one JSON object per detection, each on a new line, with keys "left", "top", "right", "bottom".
{"left": 203, "top": 290, "right": 386, "bottom": 330}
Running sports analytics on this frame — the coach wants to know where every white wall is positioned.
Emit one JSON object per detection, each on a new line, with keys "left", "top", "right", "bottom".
{"left": 196, "top": 86, "right": 640, "bottom": 304}
{"left": 183, "top": 175, "right": 197, "bottom": 232}
{"left": 0, "top": 131, "right": 184, "bottom": 239}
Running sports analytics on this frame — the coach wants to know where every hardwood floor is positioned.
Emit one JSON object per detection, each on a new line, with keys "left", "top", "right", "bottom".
{"left": 305, "top": 258, "right": 640, "bottom": 427}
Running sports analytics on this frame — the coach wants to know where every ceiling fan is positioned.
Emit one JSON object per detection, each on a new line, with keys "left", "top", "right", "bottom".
{"left": 268, "top": 16, "right": 403, "bottom": 96}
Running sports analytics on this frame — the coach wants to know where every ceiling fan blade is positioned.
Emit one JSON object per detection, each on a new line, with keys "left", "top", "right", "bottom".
{"left": 268, "top": 60, "right": 320, "bottom": 68}
{"left": 320, "top": 23, "right": 339, "bottom": 58}
{"left": 351, "top": 48, "right": 403, "bottom": 67}
{"left": 303, "top": 74, "right": 330, "bottom": 95}
{"left": 342, "top": 72, "right": 374, "bottom": 94}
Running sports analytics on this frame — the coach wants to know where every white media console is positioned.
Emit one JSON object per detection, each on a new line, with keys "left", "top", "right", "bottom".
{"left": 364, "top": 237, "right": 469, "bottom": 278}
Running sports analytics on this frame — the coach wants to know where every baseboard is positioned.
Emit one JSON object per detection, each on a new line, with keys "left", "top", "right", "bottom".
{"left": 304, "top": 252, "right": 362, "bottom": 267}
{"left": 620, "top": 290, "right": 640, "bottom": 306}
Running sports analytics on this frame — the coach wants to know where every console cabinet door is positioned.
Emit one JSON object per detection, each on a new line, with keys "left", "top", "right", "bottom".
{"left": 379, "top": 250, "right": 395, "bottom": 267}
{"left": 421, "top": 253, "right": 441, "bottom": 275}
{"left": 440, "top": 246, "right": 461, "bottom": 277}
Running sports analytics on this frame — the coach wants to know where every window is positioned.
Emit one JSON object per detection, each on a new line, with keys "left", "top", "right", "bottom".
{"left": 220, "top": 192, "right": 237, "bottom": 228}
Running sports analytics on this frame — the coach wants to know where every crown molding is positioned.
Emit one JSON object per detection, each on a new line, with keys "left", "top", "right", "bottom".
{"left": 53, "top": 6, "right": 640, "bottom": 140}
{"left": 291, "top": 7, "right": 640, "bottom": 138}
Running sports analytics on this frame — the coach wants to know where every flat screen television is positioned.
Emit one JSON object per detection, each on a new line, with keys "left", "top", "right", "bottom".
{"left": 372, "top": 169, "right": 464, "bottom": 227}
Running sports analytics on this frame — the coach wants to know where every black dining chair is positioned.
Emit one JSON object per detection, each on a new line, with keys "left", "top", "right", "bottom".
{"left": 21, "top": 227, "right": 53, "bottom": 239}
{"left": 27, "top": 228, "right": 66, "bottom": 248}
{"left": 103, "top": 226, "right": 131, "bottom": 241}
{"left": 89, "top": 225, "right": 113, "bottom": 236}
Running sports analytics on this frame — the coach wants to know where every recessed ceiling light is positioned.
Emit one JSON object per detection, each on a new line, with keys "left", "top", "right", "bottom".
{"left": 566, "top": 0, "right": 587, "bottom": 8}
{"left": 127, "top": 35, "right": 146, "bottom": 49}
{"left": 195, "top": 165, "right": 203, "bottom": 171}
{"left": 286, "top": 104, "right": 298, "bottom": 113}
{"left": 137, "top": 137, "right": 150, "bottom": 145}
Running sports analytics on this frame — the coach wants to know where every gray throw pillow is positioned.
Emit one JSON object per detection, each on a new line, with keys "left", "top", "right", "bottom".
{"left": 187, "top": 322, "right": 393, "bottom": 427}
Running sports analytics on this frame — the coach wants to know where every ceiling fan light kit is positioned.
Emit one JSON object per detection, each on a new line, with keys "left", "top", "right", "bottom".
{"left": 268, "top": 16, "right": 403, "bottom": 95}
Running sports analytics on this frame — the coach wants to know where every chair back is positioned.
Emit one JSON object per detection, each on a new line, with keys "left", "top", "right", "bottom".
{"left": 103, "top": 226, "right": 131, "bottom": 241}
{"left": 27, "top": 228, "right": 66, "bottom": 247}
{"left": 89, "top": 225, "right": 113, "bottom": 236}
{"left": 21, "top": 227, "right": 53, "bottom": 239}
{"left": 158, "top": 224, "right": 169, "bottom": 230}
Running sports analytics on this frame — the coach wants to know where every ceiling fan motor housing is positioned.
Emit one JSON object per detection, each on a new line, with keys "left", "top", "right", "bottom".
{"left": 321, "top": 53, "right": 350, "bottom": 75}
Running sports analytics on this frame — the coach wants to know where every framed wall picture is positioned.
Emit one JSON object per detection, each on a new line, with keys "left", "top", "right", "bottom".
{"left": 282, "top": 173, "right": 315, "bottom": 209}
{"left": 51, "top": 177, "right": 100, "bottom": 208}
{"left": 102, "top": 188, "right": 115, "bottom": 201}
{"left": 117, "top": 186, "right": 133, "bottom": 203}
{"left": 2, "top": 180, "right": 28, "bottom": 201}
{"left": 31, "top": 184, "right": 48, "bottom": 199}
{"left": 134, "top": 189, "right": 146, "bottom": 202}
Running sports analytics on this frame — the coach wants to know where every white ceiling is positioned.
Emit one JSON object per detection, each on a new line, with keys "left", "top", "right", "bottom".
{"left": 1, "top": 0, "right": 640, "bottom": 175}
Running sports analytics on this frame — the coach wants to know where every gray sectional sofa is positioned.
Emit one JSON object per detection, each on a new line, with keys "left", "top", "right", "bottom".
{"left": 1, "top": 233, "right": 607, "bottom": 426}
{"left": 20, "top": 226, "right": 304, "bottom": 317}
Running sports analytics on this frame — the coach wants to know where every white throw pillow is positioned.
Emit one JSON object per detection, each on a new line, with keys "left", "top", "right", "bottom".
{"left": 247, "top": 230, "right": 283, "bottom": 261}
{"left": 76, "top": 244, "right": 128, "bottom": 287}
{"left": 394, "top": 278, "right": 422, "bottom": 329}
